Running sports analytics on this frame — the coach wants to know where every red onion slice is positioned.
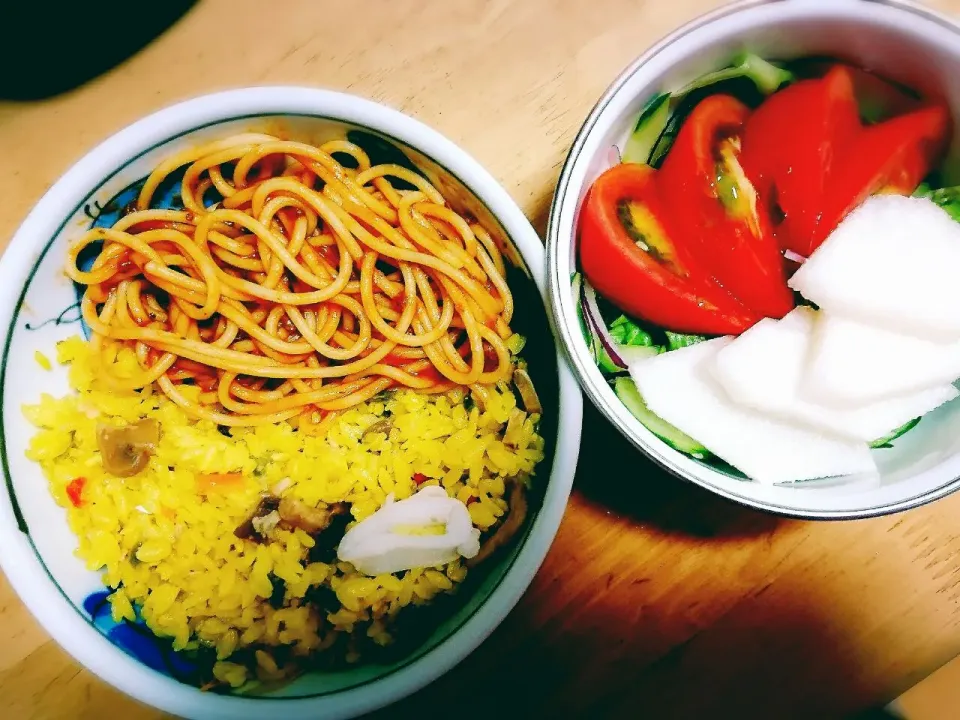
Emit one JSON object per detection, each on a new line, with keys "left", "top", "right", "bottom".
{"left": 580, "top": 279, "right": 627, "bottom": 369}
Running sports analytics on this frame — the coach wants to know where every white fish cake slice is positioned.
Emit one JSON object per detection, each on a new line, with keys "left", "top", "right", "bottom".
{"left": 630, "top": 338, "right": 876, "bottom": 485}
{"left": 788, "top": 195, "right": 960, "bottom": 342}
{"left": 712, "top": 307, "right": 958, "bottom": 441}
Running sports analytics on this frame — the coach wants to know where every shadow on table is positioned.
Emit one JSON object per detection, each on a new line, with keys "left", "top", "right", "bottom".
{"left": 0, "top": 0, "right": 196, "bottom": 101}
{"left": 367, "top": 543, "right": 899, "bottom": 720}
{"left": 571, "top": 391, "right": 783, "bottom": 540}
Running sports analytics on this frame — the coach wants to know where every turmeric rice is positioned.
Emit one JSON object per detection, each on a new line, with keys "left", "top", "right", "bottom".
{"left": 23, "top": 336, "right": 544, "bottom": 689}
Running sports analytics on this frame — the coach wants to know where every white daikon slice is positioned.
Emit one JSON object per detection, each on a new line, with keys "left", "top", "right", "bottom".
{"left": 712, "top": 307, "right": 958, "bottom": 441}
{"left": 803, "top": 312, "right": 960, "bottom": 407}
{"left": 630, "top": 338, "right": 876, "bottom": 485}
{"left": 788, "top": 195, "right": 960, "bottom": 342}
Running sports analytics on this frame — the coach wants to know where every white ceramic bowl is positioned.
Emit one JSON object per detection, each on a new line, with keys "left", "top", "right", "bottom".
{"left": 547, "top": 0, "right": 960, "bottom": 519}
{"left": 0, "top": 87, "right": 582, "bottom": 719}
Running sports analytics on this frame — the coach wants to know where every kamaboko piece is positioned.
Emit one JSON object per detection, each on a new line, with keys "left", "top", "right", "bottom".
{"left": 337, "top": 486, "right": 480, "bottom": 575}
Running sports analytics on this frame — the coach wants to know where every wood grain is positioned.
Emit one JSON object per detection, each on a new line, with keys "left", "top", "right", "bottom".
{"left": 1, "top": 1, "right": 960, "bottom": 718}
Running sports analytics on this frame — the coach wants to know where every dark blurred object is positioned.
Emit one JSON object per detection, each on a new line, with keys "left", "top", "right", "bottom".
{"left": 0, "top": 0, "right": 197, "bottom": 101}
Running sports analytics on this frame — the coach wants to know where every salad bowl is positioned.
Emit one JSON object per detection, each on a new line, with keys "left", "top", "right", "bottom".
{"left": 547, "top": 0, "right": 960, "bottom": 519}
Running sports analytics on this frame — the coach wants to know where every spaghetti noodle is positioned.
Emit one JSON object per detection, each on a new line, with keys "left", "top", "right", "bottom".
{"left": 66, "top": 134, "right": 520, "bottom": 428}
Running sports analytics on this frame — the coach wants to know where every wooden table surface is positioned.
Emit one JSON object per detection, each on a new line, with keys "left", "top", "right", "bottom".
{"left": 3, "top": 0, "right": 960, "bottom": 717}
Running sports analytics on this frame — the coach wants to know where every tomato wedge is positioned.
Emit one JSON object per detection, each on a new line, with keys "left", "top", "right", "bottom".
{"left": 659, "top": 94, "right": 794, "bottom": 318}
{"left": 814, "top": 103, "right": 950, "bottom": 248}
{"left": 577, "top": 163, "right": 760, "bottom": 335}
{"left": 740, "top": 65, "right": 861, "bottom": 257}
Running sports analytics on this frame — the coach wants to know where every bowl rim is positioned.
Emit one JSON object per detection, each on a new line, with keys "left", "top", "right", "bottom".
{"left": 545, "top": 0, "right": 960, "bottom": 520}
{"left": 0, "top": 86, "right": 583, "bottom": 719}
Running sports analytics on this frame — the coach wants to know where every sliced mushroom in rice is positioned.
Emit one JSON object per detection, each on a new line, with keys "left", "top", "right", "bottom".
{"left": 467, "top": 476, "right": 528, "bottom": 567}
{"left": 512, "top": 367, "right": 541, "bottom": 414}
{"left": 234, "top": 495, "right": 281, "bottom": 541}
{"left": 278, "top": 497, "right": 348, "bottom": 535}
{"left": 361, "top": 418, "right": 393, "bottom": 440}
{"left": 252, "top": 510, "right": 281, "bottom": 538}
{"left": 96, "top": 418, "right": 161, "bottom": 477}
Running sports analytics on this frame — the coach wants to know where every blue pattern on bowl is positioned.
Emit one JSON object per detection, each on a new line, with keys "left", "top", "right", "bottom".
{"left": 83, "top": 590, "right": 208, "bottom": 685}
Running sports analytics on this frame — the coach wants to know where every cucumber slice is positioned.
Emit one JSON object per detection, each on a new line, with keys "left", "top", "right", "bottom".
{"left": 616, "top": 345, "right": 660, "bottom": 366}
{"left": 870, "top": 417, "right": 921, "bottom": 449}
{"left": 571, "top": 272, "right": 594, "bottom": 354}
{"left": 596, "top": 345, "right": 622, "bottom": 374}
{"left": 622, "top": 53, "right": 794, "bottom": 165}
{"left": 613, "top": 376, "right": 710, "bottom": 459}
{"left": 676, "top": 53, "right": 793, "bottom": 97}
{"left": 622, "top": 92, "right": 671, "bottom": 164}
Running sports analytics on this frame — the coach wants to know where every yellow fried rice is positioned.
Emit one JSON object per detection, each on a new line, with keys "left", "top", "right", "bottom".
{"left": 23, "top": 336, "right": 544, "bottom": 688}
